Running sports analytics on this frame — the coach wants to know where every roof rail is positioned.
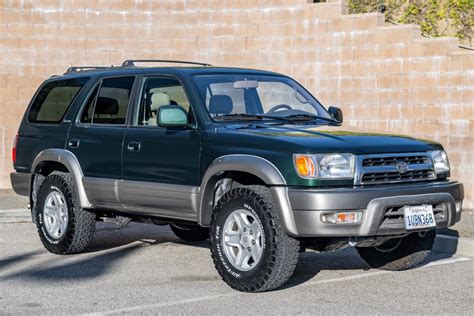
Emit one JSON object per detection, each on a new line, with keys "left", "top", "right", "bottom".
{"left": 122, "top": 59, "right": 212, "bottom": 67}
{"left": 64, "top": 66, "right": 112, "bottom": 74}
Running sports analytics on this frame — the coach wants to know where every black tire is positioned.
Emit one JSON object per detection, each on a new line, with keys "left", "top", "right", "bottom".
{"left": 170, "top": 224, "right": 209, "bottom": 241}
{"left": 356, "top": 230, "right": 435, "bottom": 271}
{"left": 210, "top": 185, "right": 300, "bottom": 292}
{"left": 35, "top": 171, "right": 96, "bottom": 254}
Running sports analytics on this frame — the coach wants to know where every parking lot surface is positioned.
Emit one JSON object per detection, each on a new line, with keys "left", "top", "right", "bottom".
{"left": 0, "top": 222, "right": 472, "bottom": 315}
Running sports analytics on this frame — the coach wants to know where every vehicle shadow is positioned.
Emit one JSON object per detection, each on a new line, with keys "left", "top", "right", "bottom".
{"left": 1, "top": 223, "right": 459, "bottom": 288}
{"left": 85, "top": 222, "right": 209, "bottom": 252}
{"left": 282, "top": 235, "right": 457, "bottom": 290}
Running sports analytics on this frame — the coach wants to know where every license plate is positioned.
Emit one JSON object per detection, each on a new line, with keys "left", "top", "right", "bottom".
{"left": 404, "top": 205, "right": 436, "bottom": 230}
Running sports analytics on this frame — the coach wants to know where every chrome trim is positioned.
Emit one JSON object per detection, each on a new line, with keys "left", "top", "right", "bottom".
{"left": 354, "top": 152, "right": 436, "bottom": 186}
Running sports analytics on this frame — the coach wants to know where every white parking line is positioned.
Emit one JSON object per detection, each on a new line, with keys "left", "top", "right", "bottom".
{"left": 306, "top": 257, "right": 470, "bottom": 287}
{"left": 86, "top": 256, "right": 470, "bottom": 315}
{"left": 84, "top": 293, "right": 238, "bottom": 316}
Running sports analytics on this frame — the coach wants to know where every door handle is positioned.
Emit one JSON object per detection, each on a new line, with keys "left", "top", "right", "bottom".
{"left": 127, "top": 142, "right": 141, "bottom": 152}
{"left": 68, "top": 139, "right": 80, "bottom": 148}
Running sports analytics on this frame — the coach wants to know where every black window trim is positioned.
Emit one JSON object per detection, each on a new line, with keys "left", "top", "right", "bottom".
{"left": 27, "top": 77, "right": 91, "bottom": 125}
{"left": 128, "top": 74, "right": 198, "bottom": 130}
{"left": 75, "top": 75, "right": 138, "bottom": 128}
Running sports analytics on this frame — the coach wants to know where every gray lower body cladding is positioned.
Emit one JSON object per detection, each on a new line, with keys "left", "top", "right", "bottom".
{"left": 10, "top": 172, "right": 31, "bottom": 196}
{"left": 287, "top": 181, "right": 463, "bottom": 237}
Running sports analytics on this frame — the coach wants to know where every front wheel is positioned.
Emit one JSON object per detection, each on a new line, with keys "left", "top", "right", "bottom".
{"left": 356, "top": 230, "right": 435, "bottom": 271}
{"left": 210, "top": 185, "right": 300, "bottom": 292}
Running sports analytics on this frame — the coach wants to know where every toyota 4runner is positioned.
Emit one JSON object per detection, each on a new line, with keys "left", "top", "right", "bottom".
{"left": 11, "top": 60, "right": 464, "bottom": 292}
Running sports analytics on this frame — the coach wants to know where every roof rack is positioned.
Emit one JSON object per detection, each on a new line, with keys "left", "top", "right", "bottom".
{"left": 65, "top": 66, "right": 112, "bottom": 74}
{"left": 122, "top": 59, "right": 212, "bottom": 67}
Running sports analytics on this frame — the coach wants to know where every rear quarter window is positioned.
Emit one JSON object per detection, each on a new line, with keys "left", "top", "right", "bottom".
{"left": 28, "top": 77, "right": 90, "bottom": 123}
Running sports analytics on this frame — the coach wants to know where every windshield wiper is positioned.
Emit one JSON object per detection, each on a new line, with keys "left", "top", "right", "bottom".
{"left": 259, "top": 113, "right": 339, "bottom": 123}
{"left": 214, "top": 114, "right": 263, "bottom": 121}
{"left": 214, "top": 113, "right": 339, "bottom": 124}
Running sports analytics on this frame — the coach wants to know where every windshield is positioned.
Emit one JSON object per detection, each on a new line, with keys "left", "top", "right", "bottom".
{"left": 193, "top": 74, "right": 333, "bottom": 122}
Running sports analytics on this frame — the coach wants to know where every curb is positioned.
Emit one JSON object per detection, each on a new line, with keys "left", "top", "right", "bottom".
{"left": 434, "top": 234, "right": 474, "bottom": 257}
{"left": 0, "top": 209, "right": 473, "bottom": 256}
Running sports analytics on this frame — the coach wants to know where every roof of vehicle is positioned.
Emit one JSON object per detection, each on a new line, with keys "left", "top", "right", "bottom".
{"left": 55, "top": 65, "right": 283, "bottom": 80}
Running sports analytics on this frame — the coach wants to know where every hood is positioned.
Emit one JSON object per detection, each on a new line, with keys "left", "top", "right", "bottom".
{"left": 219, "top": 123, "right": 442, "bottom": 155}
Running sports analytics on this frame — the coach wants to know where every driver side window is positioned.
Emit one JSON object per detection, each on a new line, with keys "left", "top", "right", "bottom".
{"left": 136, "top": 77, "right": 192, "bottom": 127}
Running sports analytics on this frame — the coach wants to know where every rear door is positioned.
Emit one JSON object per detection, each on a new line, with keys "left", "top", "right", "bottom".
{"left": 66, "top": 76, "right": 137, "bottom": 207}
{"left": 121, "top": 75, "right": 201, "bottom": 220}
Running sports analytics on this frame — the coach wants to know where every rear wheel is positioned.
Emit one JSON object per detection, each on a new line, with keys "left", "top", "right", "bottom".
{"left": 356, "top": 230, "right": 435, "bottom": 271}
{"left": 35, "top": 172, "right": 96, "bottom": 254}
{"left": 210, "top": 185, "right": 300, "bottom": 292}
{"left": 170, "top": 224, "right": 209, "bottom": 241}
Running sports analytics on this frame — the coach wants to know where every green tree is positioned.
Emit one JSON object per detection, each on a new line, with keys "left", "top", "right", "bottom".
{"left": 348, "top": 0, "right": 473, "bottom": 46}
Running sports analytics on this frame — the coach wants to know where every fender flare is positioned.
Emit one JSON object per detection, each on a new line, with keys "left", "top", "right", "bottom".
{"left": 31, "top": 149, "right": 91, "bottom": 208}
{"left": 198, "top": 155, "right": 298, "bottom": 235}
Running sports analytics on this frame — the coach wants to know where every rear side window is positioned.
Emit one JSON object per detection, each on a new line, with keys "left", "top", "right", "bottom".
{"left": 80, "top": 77, "right": 135, "bottom": 125}
{"left": 28, "top": 77, "right": 90, "bottom": 123}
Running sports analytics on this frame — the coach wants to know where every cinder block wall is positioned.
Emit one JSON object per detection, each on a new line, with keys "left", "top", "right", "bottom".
{"left": 1, "top": 0, "right": 472, "bottom": 207}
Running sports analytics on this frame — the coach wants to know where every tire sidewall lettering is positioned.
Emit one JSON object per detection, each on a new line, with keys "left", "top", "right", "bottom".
{"left": 214, "top": 199, "right": 266, "bottom": 280}
{"left": 37, "top": 180, "right": 68, "bottom": 245}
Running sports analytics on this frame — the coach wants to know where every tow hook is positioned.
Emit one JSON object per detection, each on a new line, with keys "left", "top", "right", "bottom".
{"left": 348, "top": 237, "right": 358, "bottom": 247}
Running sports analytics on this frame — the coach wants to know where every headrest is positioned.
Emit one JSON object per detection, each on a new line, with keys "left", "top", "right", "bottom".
{"left": 95, "top": 97, "right": 119, "bottom": 115}
{"left": 150, "top": 92, "right": 170, "bottom": 111}
{"left": 209, "top": 95, "right": 233, "bottom": 115}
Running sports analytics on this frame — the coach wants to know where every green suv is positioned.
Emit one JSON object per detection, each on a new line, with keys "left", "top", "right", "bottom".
{"left": 11, "top": 60, "right": 464, "bottom": 292}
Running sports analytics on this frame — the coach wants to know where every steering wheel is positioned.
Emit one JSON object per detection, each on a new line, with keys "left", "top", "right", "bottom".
{"left": 267, "top": 104, "right": 293, "bottom": 113}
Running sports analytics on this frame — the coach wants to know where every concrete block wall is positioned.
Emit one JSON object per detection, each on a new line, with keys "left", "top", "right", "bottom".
{"left": 0, "top": 0, "right": 473, "bottom": 207}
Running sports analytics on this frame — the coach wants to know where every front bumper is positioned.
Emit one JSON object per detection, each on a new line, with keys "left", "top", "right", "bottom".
{"left": 10, "top": 172, "right": 31, "bottom": 197}
{"left": 286, "top": 181, "right": 463, "bottom": 237}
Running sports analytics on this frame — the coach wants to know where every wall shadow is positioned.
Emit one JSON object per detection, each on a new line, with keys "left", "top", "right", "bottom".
{"left": 0, "top": 244, "right": 142, "bottom": 282}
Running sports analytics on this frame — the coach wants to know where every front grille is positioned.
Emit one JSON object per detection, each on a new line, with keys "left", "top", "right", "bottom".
{"left": 362, "top": 155, "right": 430, "bottom": 167}
{"left": 362, "top": 170, "right": 435, "bottom": 184}
{"left": 355, "top": 153, "right": 436, "bottom": 185}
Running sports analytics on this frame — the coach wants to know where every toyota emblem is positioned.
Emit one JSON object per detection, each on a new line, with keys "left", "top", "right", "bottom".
{"left": 396, "top": 161, "right": 408, "bottom": 174}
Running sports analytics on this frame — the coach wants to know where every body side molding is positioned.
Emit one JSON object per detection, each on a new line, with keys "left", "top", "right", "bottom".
{"left": 197, "top": 154, "right": 298, "bottom": 235}
{"left": 31, "top": 149, "right": 92, "bottom": 208}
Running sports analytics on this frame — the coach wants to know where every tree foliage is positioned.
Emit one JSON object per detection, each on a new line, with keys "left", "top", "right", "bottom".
{"left": 348, "top": 0, "right": 473, "bottom": 46}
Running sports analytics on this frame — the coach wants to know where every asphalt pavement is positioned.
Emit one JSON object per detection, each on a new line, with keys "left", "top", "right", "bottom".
{"left": 0, "top": 221, "right": 473, "bottom": 315}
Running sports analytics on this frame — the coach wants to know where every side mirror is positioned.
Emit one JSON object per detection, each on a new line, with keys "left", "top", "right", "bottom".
{"left": 158, "top": 105, "right": 188, "bottom": 128}
{"left": 328, "top": 106, "right": 343, "bottom": 123}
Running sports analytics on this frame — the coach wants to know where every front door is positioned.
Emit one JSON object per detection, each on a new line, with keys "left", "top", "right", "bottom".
{"left": 121, "top": 76, "right": 201, "bottom": 220}
{"left": 67, "top": 76, "right": 136, "bottom": 207}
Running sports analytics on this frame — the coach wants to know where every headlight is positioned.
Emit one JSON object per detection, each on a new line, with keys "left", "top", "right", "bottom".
{"left": 428, "top": 150, "right": 450, "bottom": 174}
{"left": 294, "top": 153, "right": 355, "bottom": 179}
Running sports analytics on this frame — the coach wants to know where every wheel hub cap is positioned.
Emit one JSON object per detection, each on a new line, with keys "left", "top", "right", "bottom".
{"left": 222, "top": 209, "right": 264, "bottom": 271}
{"left": 43, "top": 191, "right": 68, "bottom": 239}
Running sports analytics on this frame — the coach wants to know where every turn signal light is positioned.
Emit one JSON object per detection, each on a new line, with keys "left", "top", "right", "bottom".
{"left": 321, "top": 211, "right": 363, "bottom": 224}
{"left": 294, "top": 155, "right": 316, "bottom": 178}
